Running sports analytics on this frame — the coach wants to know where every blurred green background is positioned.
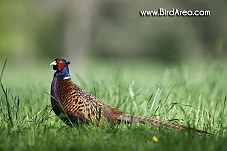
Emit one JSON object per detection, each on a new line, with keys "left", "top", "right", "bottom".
{"left": 0, "top": 2, "right": 227, "bottom": 150}
{"left": 0, "top": 0, "right": 226, "bottom": 64}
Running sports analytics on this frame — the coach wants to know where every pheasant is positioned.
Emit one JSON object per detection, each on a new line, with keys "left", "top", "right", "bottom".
{"left": 50, "top": 58, "right": 212, "bottom": 135}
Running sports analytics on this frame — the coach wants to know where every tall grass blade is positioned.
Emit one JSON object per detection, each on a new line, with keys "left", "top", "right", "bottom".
{"left": 0, "top": 58, "right": 7, "bottom": 83}
{"left": 44, "top": 91, "right": 74, "bottom": 127}
{"left": 1, "top": 83, "right": 13, "bottom": 127}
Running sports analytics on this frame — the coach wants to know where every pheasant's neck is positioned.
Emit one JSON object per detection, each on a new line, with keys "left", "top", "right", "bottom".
{"left": 54, "top": 66, "right": 71, "bottom": 79}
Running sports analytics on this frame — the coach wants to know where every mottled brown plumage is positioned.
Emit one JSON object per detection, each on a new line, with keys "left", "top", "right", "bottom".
{"left": 50, "top": 58, "right": 212, "bottom": 135}
{"left": 51, "top": 77, "right": 124, "bottom": 125}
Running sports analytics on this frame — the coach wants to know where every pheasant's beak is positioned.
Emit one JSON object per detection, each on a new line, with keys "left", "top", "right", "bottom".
{"left": 50, "top": 61, "right": 57, "bottom": 66}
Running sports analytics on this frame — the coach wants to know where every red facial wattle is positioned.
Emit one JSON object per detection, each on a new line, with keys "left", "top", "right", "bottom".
{"left": 55, "top": 58, "right": 65, "bottom": 71}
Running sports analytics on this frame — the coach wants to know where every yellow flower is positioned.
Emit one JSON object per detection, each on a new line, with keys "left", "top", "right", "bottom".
{"left": 152, "top": 135, "right": 159, "bottom": 142}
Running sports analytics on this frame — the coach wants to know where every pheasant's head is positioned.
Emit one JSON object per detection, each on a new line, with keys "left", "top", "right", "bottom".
{"left": 50, "top": 58, "right": 71, "bottom": 79}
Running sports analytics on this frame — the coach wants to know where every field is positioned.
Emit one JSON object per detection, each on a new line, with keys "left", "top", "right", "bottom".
{"left": 0, "top": 58, "right": 226, "bottom": 151}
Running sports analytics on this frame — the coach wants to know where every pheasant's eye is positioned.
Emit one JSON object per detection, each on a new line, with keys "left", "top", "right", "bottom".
{"left": 58, "top": 60, "right": 63, "bottom": 64}
{"left": 55, "top": 59, "right": 65, "bottom": 64}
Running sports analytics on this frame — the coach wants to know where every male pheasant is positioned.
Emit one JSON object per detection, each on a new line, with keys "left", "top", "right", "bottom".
{"left": 50, "top": 58, "right": 211, "bottom": 135}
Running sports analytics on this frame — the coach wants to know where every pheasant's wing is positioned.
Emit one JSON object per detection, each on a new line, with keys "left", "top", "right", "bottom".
{"left": 70, "top": 82, "right": 127, "bottom": 122}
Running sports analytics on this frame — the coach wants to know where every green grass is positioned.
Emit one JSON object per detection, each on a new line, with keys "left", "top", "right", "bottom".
{"left": 0, "top": 59, "right": 227, "bottom": 151}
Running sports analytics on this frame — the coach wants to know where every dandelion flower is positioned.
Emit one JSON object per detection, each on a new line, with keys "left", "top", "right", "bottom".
{"left": 152, "top": 135, "right": 159, "bottom": 142}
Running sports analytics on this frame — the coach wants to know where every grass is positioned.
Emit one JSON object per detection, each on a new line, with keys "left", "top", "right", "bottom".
{"left": 0, "top": 58, "right": 227, "bottom": 151}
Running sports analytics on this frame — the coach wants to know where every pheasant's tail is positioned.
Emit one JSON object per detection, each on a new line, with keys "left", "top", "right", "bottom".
{"left": 118, "top": 114, "right": 213, "bottom": 136}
